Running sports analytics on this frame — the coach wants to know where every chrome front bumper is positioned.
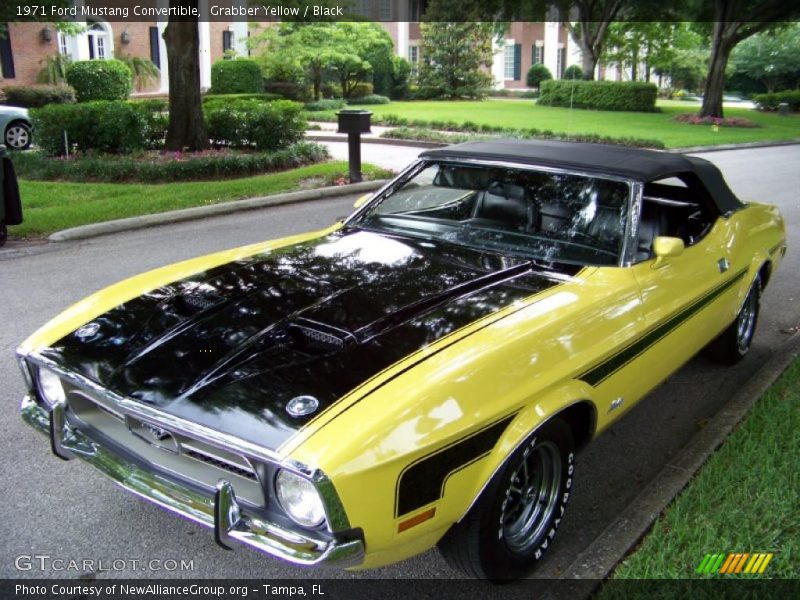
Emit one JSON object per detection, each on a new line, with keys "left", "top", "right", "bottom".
{"left": 21, "top": 395, "right": 364, "bottom": 568}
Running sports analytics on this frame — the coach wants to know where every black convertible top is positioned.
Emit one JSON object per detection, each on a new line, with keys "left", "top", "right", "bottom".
{"left": 419, "top": 140, "right": 743, "bottom": 215}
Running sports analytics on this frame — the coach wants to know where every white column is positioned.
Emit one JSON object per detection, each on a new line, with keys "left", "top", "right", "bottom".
{"left": 396, "top": 21, "right": 408, "bottom": 59}
{"left": 157, "top": 19, "right": 169, "bottom": 93}
{"left": 491, "top": 38, "right": 506, "bottom": 90}
{"left": 544, "top": 22, "right": 559, "bottom": 79}
{"left": 198, "top": 0, "right": 212, "bottom": 91}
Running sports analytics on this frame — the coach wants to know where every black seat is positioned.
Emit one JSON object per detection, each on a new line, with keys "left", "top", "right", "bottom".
{"left": 471, "top": 182, "right": 536, "bottom": 230}
{"left": 636, "top": 201, "right": 669, "bottom": 261}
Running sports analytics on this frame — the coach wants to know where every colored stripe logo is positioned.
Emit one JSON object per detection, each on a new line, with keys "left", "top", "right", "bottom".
{"left": 696, "top": 552, "right": 774, "bottom": 575}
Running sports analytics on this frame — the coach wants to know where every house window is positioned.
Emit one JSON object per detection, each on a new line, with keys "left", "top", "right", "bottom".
{"left": 222, "top": 30, "right": 233, "bottom": 57}
{"left": 149, "top": 27, "right": 160, "bottom": 70}
{"left": 380, "top": 0, "right": 392, "bottom": 20}
{"left": 410, "top": 0, "right": 429, "bottom": 22}
{"left": 532, "top": 44, "right": 544, "bottom": 65}
{"left": 87, "top": 21, "right": 111, "bottom": 60}
{"left": 0, "top": 23, "right": 15, "bottom": 79}
{"left": 409, "top": 45, "right": 419, "bottom": 74}
{"left": 557, "top": 47, "right": 566, "bottom": 78}
{"left": 58, "top": 31, "right": 70, "bottom": 58}
{"left": 504, "top": 43, "right": 521, "bottom": 80}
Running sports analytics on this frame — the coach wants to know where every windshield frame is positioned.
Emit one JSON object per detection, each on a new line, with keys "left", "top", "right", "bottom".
{"left": 345, "top": 157, "right": 639, "bottom": 268}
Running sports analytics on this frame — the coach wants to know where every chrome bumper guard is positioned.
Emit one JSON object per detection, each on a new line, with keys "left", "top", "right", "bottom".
{"left": 21, "top": 395, "right": 364, "bottom": 568}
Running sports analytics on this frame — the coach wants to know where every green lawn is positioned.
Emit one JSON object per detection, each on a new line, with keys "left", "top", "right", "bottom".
{"left": 11, "top": 161, "right": 391, "bottom": 239}
{"left": 597, "top": 357, "right": 800, "bottom": 585}
{"left": 346, "top": 99, "right": 800, "bottom": 148}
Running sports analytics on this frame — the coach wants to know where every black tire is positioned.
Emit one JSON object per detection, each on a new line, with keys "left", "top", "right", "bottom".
{"left": 705, "top": 273, "right": 761, "bottom": 365}
{"left": 5, "top": 121, "right": 32, "bottom": 150}
{"left": 437, "top": 417, "right": 574, "bottom": 581}
{"left": 0, "top": 222, "right": 6, "bottom": 247}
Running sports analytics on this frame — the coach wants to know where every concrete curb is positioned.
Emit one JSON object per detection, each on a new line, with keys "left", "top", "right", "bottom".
{"left": 48, "top": 180, "right": 388, "bottom": 242}
{"left": 306, "top": 134, "right": 445, "bottom": 149}
{"left": 670, "top": 138, "right": 800, "bottom": 154}
{"left": 542, "top": 332, "right": 800, "bottom": 599}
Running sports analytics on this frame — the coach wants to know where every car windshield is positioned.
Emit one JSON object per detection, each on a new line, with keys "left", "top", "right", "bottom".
{"left": 351, "top": 161, "right": 632, "bottom": 267}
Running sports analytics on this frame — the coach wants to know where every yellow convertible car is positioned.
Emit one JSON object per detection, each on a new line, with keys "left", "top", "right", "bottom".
{"left": 17, "top": 141, "right": 785, "bottom": 580}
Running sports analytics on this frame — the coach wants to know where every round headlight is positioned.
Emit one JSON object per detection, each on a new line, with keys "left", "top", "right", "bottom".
{"left": 275, "top": 469, "right": 326, "bottom": 528}
{"left": 37, "top": 368, "right": 65, "bottom": 406}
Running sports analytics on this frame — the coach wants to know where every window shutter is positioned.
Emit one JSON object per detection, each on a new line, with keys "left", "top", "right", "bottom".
{"left": 223, "top": 31, "right": 233, "bottom": 55}
{"left": 0, "top": 24, "right": 15, "bottom": 79}
{"left": 513, "top": 44, "right": 521, "bottom": 80}
{"left": 149, "top": 27, "right": 161, "bottom": 70}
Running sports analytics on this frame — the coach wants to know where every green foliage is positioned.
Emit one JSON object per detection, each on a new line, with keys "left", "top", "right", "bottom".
{"left": 36, "top": 54, "right": 71, "bottom": 85}
{"left": 12, "top": 143, "right": 329, "bottom": 183}
{"left": 31, "top": 101, "right": 147, "bottom": 155}
{"left": 538, "top": 80, "right": 658, "bottom": 112}
{"left": 204, "top": 100, "right": 306, "bottom": 152}
{"left": 304, "top": 98, "right": 347, "bottom": 112}
{"left": 203, "top": 93, "right": 281, "bottom": 111}
{"left": 130, "top": 100, "right": 168, "bottom": 149}
{"left": 383, "top": 125, "right": 665, "bottom": 149}
{"left": 563, "top": 65, "right": 583, "bottom": 81}
{"left": 349, "top": 94, "right": 390, "bottom": 105}
{"left": 65, "top": 60, "right": 132, "bottom": 102}
{"left": 263, "top": 81, "right": 311, "bottom": 101}
{"left": 210, "top": 59, "right": 263, "bottom": 94}
{"left": 348, "top": 82, "right": 373, "bottom": 98}
{"left": 731, "top": 24, "right": 800, "bottom": 93}
{"left": 390, "top": 56, "right": 412, "bottom": 100}
{"left": 417, "top": 19, "right": 494, "bottom": 99}
{"left": 117, "top": 55, "right": 160, "bottom": 91}
{"left": 753, "top": 90, "right": 800, "bottom": 112}
{"left": 526, "top": 64, "right": 553, "bottom": 88}
{"left": 2, "top": 84, "right": 75, "bottom": 108}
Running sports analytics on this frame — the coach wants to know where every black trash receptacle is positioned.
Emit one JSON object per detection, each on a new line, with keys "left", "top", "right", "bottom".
{"left": 337, "top": 110, "right": 372, "bottom": 183}
{"left": 0, "top": 145, "right": 23, "bottom": 246}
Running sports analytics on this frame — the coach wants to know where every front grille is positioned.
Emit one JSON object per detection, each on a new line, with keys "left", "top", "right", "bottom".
{"left": 183, "top": 447, "right": 258, "bottom": 482}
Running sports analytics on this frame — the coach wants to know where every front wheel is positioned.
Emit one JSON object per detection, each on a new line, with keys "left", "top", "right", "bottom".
{"left": 5, "top": 121, "right": 31, "bottom": 150}
{"left": 705, "top": 273, "right": 761, "bottom": 365}
{"left": 437, "top": 417, "right": 574, "bottom": 581}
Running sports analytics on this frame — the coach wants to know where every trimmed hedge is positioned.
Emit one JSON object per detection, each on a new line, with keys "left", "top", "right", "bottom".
{"left": 210, "top": 59, "right": 263, "bottom": 94}
{"left": 382, "top": 126, "right": 665, "bottom": 149}
{"left": 2, "top": 85, "right": 75, "bottom": 108}
{"left": 753, "top": 90, "right": 800, "bottom": 112}
{"left": 304, "top": 98, "right": 347, "bottom": 112}
{"left": 349, "top": 94, "right": 390, "bottom": 105}
{"left": 348, "top": 82, "right": 374, "bottom": 99}
{"left": 538, "top": 80, "right": 658, "bottom": 112}
{"left": 11, "top": 143, "right": 329, "bottom": 183}
{"left": 203, "top": 93, "right": 281, "bottom": 111}
{"left": 263, "top": 80, "right": 311, "bottom": 102}
{"left": 526, "top": 64, "right": 553, "bottom": 88}
{"left": 31, "top": 101, "right": 147, "bottom": 155}
{"left": 205, "top": 100, "right": 306, "bottom": 152}
{"left": 66, "top": 60, "right": 132, "bottom": 102}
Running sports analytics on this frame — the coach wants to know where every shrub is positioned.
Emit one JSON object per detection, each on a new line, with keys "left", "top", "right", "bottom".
{"left": 205, "top": 100, "right": 306, "bottom": 152}
{"left": 130, "top": 99, "right": 169, "bottom": 148}
{"left": 264, "top": 80, "right": 311, "bottom": 102}
{"left": 390, "top": 56, "right": 412, "bottom": 100}
{"left": 203, "top": 93, "right": 281, "bottom": 112}
{"left": 2, "top": 85, "right": 75, "bottom": 108}
{"left": 538, "top": 80, "right": 658, "bottom": 112}
{"left": 349, "top": 94, "right": 390, "bottom": 105}
{"left": 526, "top": 64, "right": 553, "bottom": 89}
{"left": 753, "top": 90, "right": 800, "bottom": 112}
{"left": 210, "top": 59, "right": 263, "bottom": 94}
{"left": 305, "top": 98, "right": 347, "bottom": 112}
{"left": 11, "top": 143, "right": 329, "bottom": 183}
{"left": 673, "top": 114, "right": 759, "bottom": 128}
{"left": 348, "top": 82, "right": 374, "bottom": 99}
{"left": 66, "top": 60, "right": 132, "bottom": 102}
{"left": 320, "top": 82, "right": 344, "bottom": 99}
{"left": 31, "top": 101, "right": 147, "bottom": 155}
{"left": 563, "top": 65, "right": 583, "bottom": 81}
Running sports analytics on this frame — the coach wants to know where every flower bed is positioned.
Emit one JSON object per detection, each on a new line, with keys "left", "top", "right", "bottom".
{"left": 673, "top": 114, "right": 760, "bottom": 128}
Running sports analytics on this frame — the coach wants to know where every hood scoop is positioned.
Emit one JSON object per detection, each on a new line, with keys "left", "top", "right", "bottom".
{"left": 286, "top": 318, "right": 357, "bottom": 354}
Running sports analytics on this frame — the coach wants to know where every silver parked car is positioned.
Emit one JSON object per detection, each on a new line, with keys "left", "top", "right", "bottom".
{"left": 0, "top": 105, "right": 32, "bottom": 150}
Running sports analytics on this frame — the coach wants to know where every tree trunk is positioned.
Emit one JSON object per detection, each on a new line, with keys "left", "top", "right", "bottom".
{"left": 700, "top": 22, "right": 736, "bottom": 118}
{"left": 163, "top": 1, "right": 208, "bottom": 151}
{"left": 580, "top": 43, "right": 597, "bottom": 80}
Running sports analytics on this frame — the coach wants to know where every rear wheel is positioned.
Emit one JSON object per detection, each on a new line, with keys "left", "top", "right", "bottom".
{"left": 705, "top": 273, "right": 761, "bottom": 365}
{"left": 438, "top": 417, "right": 574, "bottom": 581}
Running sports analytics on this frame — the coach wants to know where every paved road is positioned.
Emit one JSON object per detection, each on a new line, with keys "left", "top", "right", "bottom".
{"left": 1, "top": 144, "right": 798, "bottom": 581}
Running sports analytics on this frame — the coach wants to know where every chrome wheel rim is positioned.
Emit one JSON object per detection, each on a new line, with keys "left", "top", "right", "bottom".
{"left": 736, "top": 285, "right": 758, "bottom": 354}
{"left": 6, "top": 125, "right": 29, "bottom": 149}
{"left": 502, "top": 441, "right": 562, "bottom": 553}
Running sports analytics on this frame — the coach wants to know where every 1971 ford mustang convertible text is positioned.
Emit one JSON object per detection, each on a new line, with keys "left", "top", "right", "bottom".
{"left": 17, "top": 141, "right": 785, "bottom": 579}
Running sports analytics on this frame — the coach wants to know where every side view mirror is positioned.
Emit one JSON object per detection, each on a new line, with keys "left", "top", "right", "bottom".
{"left": 353, "top": 193, "right": 372, "bottom": 209}
{"left": 652, "top": 236, "right": 684, "bottom": 267}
